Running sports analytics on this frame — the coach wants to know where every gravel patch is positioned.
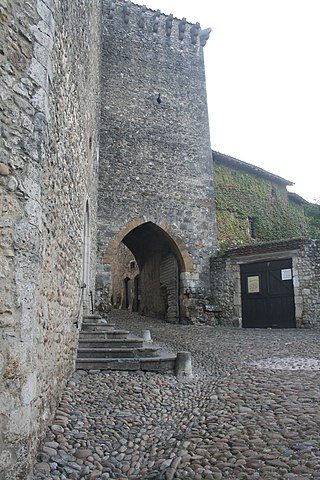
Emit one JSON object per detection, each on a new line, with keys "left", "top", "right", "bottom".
{"left": 250, "top": 357, "right": 320, "bottom": 371}
{"left": 33, "top": 310, "right": 320, "bottom": 479}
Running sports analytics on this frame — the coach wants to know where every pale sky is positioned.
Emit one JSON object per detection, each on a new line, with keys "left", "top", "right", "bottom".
{"left": 133, "top": 0, "right": 320, "bottom": 203}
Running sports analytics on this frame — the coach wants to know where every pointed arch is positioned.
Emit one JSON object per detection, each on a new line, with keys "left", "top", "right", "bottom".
{"left": 105, "top": 219, "right": 194, "bottom": 321}
{"left": 103, "top": 217, "right": 194, "bottom": 273}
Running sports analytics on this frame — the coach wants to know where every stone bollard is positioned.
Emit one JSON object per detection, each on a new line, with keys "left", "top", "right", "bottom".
{"left": 142, "top": 329, "right": 152, "bottom": 343}
{"left": 176, "top": 351, "right": 193, "bottom": 379}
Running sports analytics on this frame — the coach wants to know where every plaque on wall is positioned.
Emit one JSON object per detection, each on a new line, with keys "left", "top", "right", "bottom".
{"left": 281, "top": 268, "right": 292, "bottom": 280}
{"left": 247, "top": 275, "right": 260, "bottom": 293}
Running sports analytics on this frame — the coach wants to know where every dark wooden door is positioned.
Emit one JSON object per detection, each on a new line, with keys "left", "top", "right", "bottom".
{"left": 132, "top": 275, "right": 140, "bottom": 312}
{"left": 160, "top": 252, "right": 180, "bottom": 322}
{"left": 124, "top": 278, "right": 132, "bottom": 309}
{"left": 241, "top": 258, "right": 295, "bottom": 328}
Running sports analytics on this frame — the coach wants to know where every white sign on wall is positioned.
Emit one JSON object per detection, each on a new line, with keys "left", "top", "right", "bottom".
{"left": 247, "top": 275, "right": 260, "bottom": 293}
{"left": 281, "top": 268, "right": 292, "bottom": 281}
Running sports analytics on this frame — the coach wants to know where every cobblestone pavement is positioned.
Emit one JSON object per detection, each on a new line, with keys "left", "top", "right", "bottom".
{"left": 33, "top": 311, "right": 320, "bottom": 480}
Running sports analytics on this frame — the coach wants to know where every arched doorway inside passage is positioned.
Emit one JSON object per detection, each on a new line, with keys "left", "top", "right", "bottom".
{"left": 110, "top": 221, "right": 189, "bottom": 322}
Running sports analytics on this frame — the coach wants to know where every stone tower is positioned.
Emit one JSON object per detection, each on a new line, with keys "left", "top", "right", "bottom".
{"left": 97, "top": 0, "right": 217, "bottom": 322}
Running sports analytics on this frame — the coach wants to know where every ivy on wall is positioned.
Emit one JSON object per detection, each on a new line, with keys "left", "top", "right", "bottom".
{"left": 305, "top": 203, "right": 320, "bottom": 238}
{"left": 213, "top": 162, "right": 319, "bottom": 252}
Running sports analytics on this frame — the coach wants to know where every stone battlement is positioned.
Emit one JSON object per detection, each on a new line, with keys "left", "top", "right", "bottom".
{"left": 104, "top": 0, "right": 211, "bottom": 46}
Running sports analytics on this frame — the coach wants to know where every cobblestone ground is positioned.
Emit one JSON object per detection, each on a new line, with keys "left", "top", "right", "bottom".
{"left": 33, "top": 311, "right": 320, "bottom": 480}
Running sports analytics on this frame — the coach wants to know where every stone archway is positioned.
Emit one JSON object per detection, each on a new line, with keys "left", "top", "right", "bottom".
{"left": 109, "top": 221, "right": 191, "bottom": 322}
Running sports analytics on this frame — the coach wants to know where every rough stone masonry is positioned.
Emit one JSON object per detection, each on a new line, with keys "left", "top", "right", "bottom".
{"left": 0, "top": 0, "right": 100, "bottom": 478}
{"left": 1, "top": 0, "right": 319, "bottom": 478}
{"left": 0, "top": 0, "right": 215, "bottom": 477}
{"left": 96, "top": 0, "right": 217, "bottom": 323}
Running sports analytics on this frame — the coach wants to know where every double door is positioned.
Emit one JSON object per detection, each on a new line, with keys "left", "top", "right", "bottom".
{"left": 240, "top": 258, "right": 295, "bottom": 328}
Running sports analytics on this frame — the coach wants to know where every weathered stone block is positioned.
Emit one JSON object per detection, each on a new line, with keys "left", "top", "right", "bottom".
{"left": 0, "top": 163, "right": 9, "bottom": 176}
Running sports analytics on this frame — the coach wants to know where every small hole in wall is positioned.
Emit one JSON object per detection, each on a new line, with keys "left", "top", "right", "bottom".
{"left": 89, "top": 136, "right": 92, "bottom": 150}
{"left": 156, "top": 93, "right": 161, "bottom": 104}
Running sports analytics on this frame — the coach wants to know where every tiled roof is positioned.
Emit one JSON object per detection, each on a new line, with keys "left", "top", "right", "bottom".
{"left": 222, "top": 238, "right": 306, "bottom": 258}
{"left": 213, "top": 151, "right": 294, "bottom": 186}
{"left": 288, "top": 192, "right": 309, "bottom": 204}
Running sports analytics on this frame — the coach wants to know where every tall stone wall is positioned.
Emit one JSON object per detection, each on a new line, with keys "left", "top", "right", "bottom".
{"left": 97, "top": 0, "right": 216, "bottom": 319}
{"left": 0, "top": 1, "right": 101, "bottom": 477}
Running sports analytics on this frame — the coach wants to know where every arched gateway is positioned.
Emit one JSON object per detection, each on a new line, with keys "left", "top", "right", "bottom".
{"left": 111, "top": 222, "right": 186, "bottom": 321}
{"left": 96, "top": 216, "right": 215, "bottom": 323}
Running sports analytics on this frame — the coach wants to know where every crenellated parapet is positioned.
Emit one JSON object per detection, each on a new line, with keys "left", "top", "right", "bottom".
{"left": 104, "top": 0, "right": 211, "bottom": 47}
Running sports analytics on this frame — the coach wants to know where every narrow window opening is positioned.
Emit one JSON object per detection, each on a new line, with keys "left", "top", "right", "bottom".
{"left": 156, "top": 93, "right": 161, "bottom": 104}
{"left": 248, "top": 216, "right": 256, "bottom": 239}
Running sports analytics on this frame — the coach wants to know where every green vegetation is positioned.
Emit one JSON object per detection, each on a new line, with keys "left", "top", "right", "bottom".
{"left": 214, "top": 163, "right": 319, "bottom": 252}
{"left": 305, "top": 203, "right": 320, "bottom": 238}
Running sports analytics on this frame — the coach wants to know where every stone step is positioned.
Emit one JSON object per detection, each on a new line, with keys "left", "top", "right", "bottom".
{"left": 75, "top": 315, "right": 182, "bottom": 374}
{"left": 79, "top": 329, "right": 129, "bottom": 340}
{"left": 76, "top": 354, "right": 176, "bottom": 372}
{"left": 82, "top": 315, "right": 112, "bottom": 325}
{"left": 78, "top": 338, "right": 144, "bottom": 349}
{"left": 77, "top": 346, "right": 161, "bottom": 359}
{"left": 81, "top": 323, "right": 116, "bottom": 332}
{"left": 82, "top": 314, "right": 102, "bottom": 322}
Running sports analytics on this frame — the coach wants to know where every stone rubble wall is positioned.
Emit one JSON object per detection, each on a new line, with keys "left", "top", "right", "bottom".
{"left": 97, "top": 0, "right": 217, "bottom": 315}
{"left": 210, "top": 255, "right": 239, "bottom": 326}
{"left": 210, "top": 239, "right": 320, "bottom": 328}
{"left": 294, "top": 239, "right": 320, "bottom": 327}
{"left": 0, "top": 1, "right": 101, "bottom": 478}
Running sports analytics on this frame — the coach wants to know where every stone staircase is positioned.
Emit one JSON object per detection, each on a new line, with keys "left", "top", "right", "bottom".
{"left": 76, "top": 314, "right": 177, "bottom": 373}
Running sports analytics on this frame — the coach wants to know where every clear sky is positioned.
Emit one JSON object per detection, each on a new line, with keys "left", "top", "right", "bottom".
{"left": 133, "top": 0, "right": 320, "bottom": 203}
